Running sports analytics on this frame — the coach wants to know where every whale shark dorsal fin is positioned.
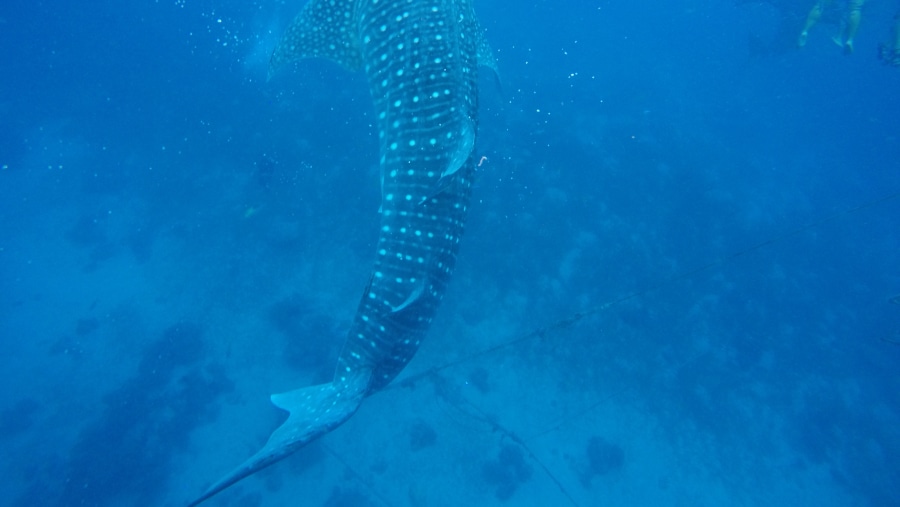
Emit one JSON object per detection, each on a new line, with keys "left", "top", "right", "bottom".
{"left": 269, "top": 0, "right": 362, "bottom": 78}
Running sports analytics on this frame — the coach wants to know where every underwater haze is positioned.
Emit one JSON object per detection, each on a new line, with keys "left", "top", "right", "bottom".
{"left": 1, "top": 0, "right": 899, "bottom": 506}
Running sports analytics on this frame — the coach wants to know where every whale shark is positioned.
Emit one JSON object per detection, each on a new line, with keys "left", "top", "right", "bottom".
{"left": 187, "top": 0, "right": 496, "bottom": 504}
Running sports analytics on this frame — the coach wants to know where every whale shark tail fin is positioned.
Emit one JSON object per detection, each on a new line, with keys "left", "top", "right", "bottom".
{"left": 187, "top": 375, "right": 369, "bottom": 507}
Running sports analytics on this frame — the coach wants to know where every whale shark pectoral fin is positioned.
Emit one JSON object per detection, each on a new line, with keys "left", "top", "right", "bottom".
{"left": 475, "top": 23, "right": 499, "bottom": 77}
{"left": 187, "top": 380, "right": 367, "bottom": 507}
{"left": 463, "top": 0, "right": 501, "bottom": 90}
{"left": 269, "top": 0, "right": 362, "bottom": 78}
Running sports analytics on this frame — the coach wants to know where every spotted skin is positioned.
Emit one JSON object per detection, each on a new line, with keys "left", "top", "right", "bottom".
{"left": 187, "top": 0, "right": 494, "bottom": 504}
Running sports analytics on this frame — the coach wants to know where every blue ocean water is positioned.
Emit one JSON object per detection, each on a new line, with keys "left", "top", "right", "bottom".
{"left": 1, "top": 0, "right": 899, "bottom": 506}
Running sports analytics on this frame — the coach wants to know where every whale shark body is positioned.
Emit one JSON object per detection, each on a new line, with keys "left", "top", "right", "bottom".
{"left": 187, "top": 0, "right": 495, "bottom": 504}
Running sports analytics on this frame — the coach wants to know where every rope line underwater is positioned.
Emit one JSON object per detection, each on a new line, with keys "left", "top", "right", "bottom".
{"left": 884, "top": 294, "right": 900, "bottom": 345}
{"left": 397, "top": 188, "right": 900, "bottom": 388}
{"left": 332, "top": 188, "right": 900, "bottom": 506}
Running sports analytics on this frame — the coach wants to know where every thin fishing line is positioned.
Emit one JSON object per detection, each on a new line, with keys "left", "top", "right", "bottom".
{"left": 885, "top": 295, "right": 900, "bottom": 345}
{"left": 322, "top": 443, "right": 396, "bottom": 507}
{"left": 429, "top": 370, "right": 581, "bottom": 506}
{"left": 396, "top": 188, "right": 900, "bottom": 385}
{"left": 340, "top": 188, "right": 900, "bottom": 504}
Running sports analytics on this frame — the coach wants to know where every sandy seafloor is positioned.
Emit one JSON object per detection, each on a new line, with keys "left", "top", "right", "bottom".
{"left": 1, "top": 1, "right": 899, "bottom": 506}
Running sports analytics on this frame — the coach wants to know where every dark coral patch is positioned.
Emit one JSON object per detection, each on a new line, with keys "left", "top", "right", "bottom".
{"left": 482, "top": 444, "right": 533, "bottom": 501}
{"left": 408, "top": 420, "right": 438, "bottom": 451}
{"left": 323, "top": 486, "right": 376, "bottom": 507}
{"left": 580, "top": 436, "right": 624, "bottom": 487}
{"left": 0, "top": 398, "right": 41, "bottom": 437}
{"left": 17, "top": 322, "right": 234, "bottom": 507}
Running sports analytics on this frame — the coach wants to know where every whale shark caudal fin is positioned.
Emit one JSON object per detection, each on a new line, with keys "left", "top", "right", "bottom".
{"left": 186, "top": 373, "right": 370, "bottom": 507}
